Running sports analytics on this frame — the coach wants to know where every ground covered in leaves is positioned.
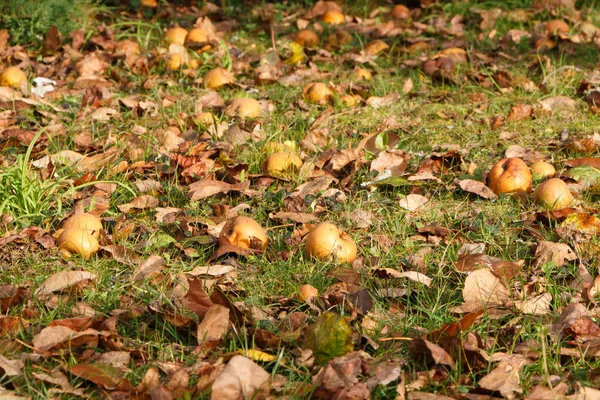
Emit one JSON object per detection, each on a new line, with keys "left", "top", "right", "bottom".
{"left": 1, "top": 0, "right": 600, "bottom": 398}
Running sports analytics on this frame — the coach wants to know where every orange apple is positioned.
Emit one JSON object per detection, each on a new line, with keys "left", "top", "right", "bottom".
{"left": 322, "top": 10, "right": 345, "bottom": 25}
{"left": 298, "top": 284, "right": 319, "bottom": 302}
{"left": 56, "top": 228, "right": 99, "bottom": 260}
{"left": 262, "top": 152, "right": 302, "bottom": 177}
{"left": 219, "top": 216, "right": 267, "bottom": 250}
{"left": 302, "top": 82, "right": 332, "bottom": 104}
{"left": 61, "top": 213, "right": 103, "bottom": 239}
{"left": 295, "top": 30, "right": 320, "bottom": 48}
{"left": 487, "top": 158, "right": 532, "bottom": 194}
{"left": 164, "top": 27, "right": 188, "bottom": 45}
{"left": 305, "top": 222, "right": 357, "bottom": 263}
{"left": 391, "top": 5, "right": 411, "bottom": 20}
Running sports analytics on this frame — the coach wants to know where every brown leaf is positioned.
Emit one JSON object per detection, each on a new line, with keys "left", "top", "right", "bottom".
{"left": 70, "top": 363, "right": 130, "bottom": 390}
{"left": 197, "top": 304, "right": 230, "bottom": 344}
{"left": 479, "top": 355, "right": 530, "bottom": 398}
{"left": 429, "top": 310, "right": 484, "bottom": 341}
{"left": 408, "top": 339, "right": 455, "bottom": 369}
{"left": 534, "top": 241, "right": 577, "bottom": 267}
{"left": 34, "top": 271, "right": 96, "bottom": 297}
{"left": 506, "top": 104, "right": 533, "bottom": 121}
{"left": 539, "top": 95, "right": 577, "bottom": 113}
{"left": 210, "top": 355, "right": 270, "bottom": 400}
{"left": 101, "top": 245, "right": 141, "bottom": 265}
{"left": 513, "top": 293, "right": 552, "bottom": 315}
{"left": 0, "top": 355, "right": 24, "bottom": 376}
{"left": 182, "top": 278, "right": 213, "bottom": 320}
{"left": 565, "top": 158, "right": 600, "bottom": 168}
{"left": 462, "top": 268, "right": 510, "bottom": 306}
{"left": 188, "top": 180, "right": 250, "bottom": 201}
{"left": 370, "top": 150, "right": 410, "bottom": 178}
{"left": 32, "top": 326, "right": 103, "bottom": 351}
{"left": 304, "top": 1, "right": 343, "bottom": 19}
{"left": 132, "top": 255, "right": 165, "bottom": 282}
{"left": 117, "top": 195, "right": 159, "bottom": 213}
{"left": 269, "top": 212, "right": 318, "bottom": 224}
{"left": 399, "top": 194, "right": 428, "bottom": 211}
{"left": 0, "top": 285, "right": 28, "bottom": 313}
{"left": 290, "top": 176, "right": 336, "bottom": 199}
{"left": 456, "top": 179, "right": 497, "bottom": 199}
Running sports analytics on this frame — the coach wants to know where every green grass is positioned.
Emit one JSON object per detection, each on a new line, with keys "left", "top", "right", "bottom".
{"left": 1, "top": 0, "right": 600, "bottom": 398}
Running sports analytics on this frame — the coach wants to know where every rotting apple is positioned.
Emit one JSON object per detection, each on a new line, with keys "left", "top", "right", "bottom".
{"left": 225, "top": 98, "right": 262, "bottom": 119}
{"left": 56, "top": 228, "right": 99, "bottom": 260}
{"left": 302, "top": 82, "right": 332, "bottom": 104}
{"left": 204, "top": 67, "right": 235, "bottom": 90}
{"left": 305, "top": 222, "right": 357, "bottom": 263}
{"left": 185, "top": 28, "right": 212, "bottom": 52}
{"left": 355, "top": 68, "right": 372, "bottom": 80}
{"left": 262, "top": 152, "right": 303, "bottom": 177}
{"left": 164, "top": 27, "right": 188, "bottom": 45}
{"left": 530, "top": 160, "right": 556, "bottom": 180}
{"left": 61, "top": 213, "right": 103, "bottom": 239}
{"left": 487, "top": 158, "right": 533, "bottom": 194}
{"left": 364, "top": 40, "right": 389, "bottom": 56}
{"left": 218, "top": 216, "right": 268, "bottom": 250}
{"left": 533, "top": 178, "right": 573, "bottom": 210}
{"left": 545, "top": 20, "right": 570, "bottom": 37}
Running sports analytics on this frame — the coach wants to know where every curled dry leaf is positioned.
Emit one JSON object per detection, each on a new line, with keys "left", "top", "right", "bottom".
{"left": 210, "top": 355, "right": 270, "bottom": 400}
{"left": 35, "top": 271, "right": 96, "bottom": 297}
{"left": 456, "top": 178, "right": 497, "bottom": 199}
{"left": 370, "top": 150, "right": 410, "bottom": 178}
{"left": 117, "top": 195, "right": 159, "bottom": 213}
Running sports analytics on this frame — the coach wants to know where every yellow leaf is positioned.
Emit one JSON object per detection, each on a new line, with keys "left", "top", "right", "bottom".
{"left": 243, "top": 349, "right": 277, "bottom": 362}
{"left": 284, "top": 42, "right": 305, "bottom": 65}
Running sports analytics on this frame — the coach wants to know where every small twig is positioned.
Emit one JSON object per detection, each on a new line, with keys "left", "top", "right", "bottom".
{"left": 378, "top": 337, "right": 413, "bottom": 342}
{"left": 265, "top": 223, "right": 296, "bottom": 231}
{"left": 270, "top": 24, "right": 278, "bottom": 61}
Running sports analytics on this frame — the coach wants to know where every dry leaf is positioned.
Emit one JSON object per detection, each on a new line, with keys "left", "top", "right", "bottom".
{"left": 399, "top": 194, "right": 428, "bottom": 211}
{"left": 534, "top": 241, "right": 577, "bottom": 267}
{"left": 197, "top": 304, "right": 230, "bottom": 344}
{"left": 479, "top": 354, "right": 530, "bottom": 398}
{"left": 456, "top": 179, "right": 497, "bottom": 199}
{"left": 462, "top": 268, "right": 510, "bottom": 305}
{"left": 132, "top": 255, "right": 165, "bottom": 282}
{"left": 35, "top": 271, "right": 96, "bottom": 297}
{"left": 513, "top": 293, "right": 552, "bottom": 315}
{"left": 210, "top": 355, "right": 270, "bottom": 400}
{"left": 188, "top": 180, "right": 250, "bottom": 201}
{"left": 370, "top": 150, "right": 410, "bottom": 178}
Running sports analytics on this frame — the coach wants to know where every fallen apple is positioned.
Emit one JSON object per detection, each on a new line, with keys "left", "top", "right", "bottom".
{"left": 487, "top": 158, "right": 532, "bottom": 194}
{"left": 57, "top": 228, "right": 99, "bottom": 260}
{"left": 0, "top": 67, "right": 27, "bottom": 89}
{"left": 355, "top": 68, "right": 372, "bottom": 80}
{"left": 61, "top": 213, "right": 103, "bottom": 239}
{"left": 391, "top": 5, "right": 411, "bottom": 20}
{"left": 294, "top": 30, "right": 320, "bottom": 48}
{"left": 545, "top": 20, "right": 570, "bottom": 36}
{"left": 196, "top": 111, "right": 216, "bottom": 126}
{"left": 321, "top": 10, "right": 345, "bottom": 25}
{"left": 164, "top": 27, "right": 188, "bottom": 45}
{"left": 530, "top": 160, "right": 556, "bottom": 180}
{"left": 225, "top": 98, "right": 261, "bottom": 119}
{"left": 305, "top": 222, "right": 357, "bottom": 263}
{"left": 303, "top": 82, "right": 332, "bottom": 104}
{"left": 364, "top": 39, "right": 389, "bottom": 56}
{"left": 339, "top": 94, "right": 362, "bottom": 107}
{"left": 298, "top": 284, "right": 319, "bottom": 302}
{"left": 263, "top": 140, "right": 297, "bottom": 155}
{"left": 166, "top": 53, "right": 185, "bottom": 71}
{"left": 533, "top": 178, "right": 573, "bottom": 210}
{"left": 262, "top": 152, "right": 303, "bottom": 177}
{"left": 185, "top": 28, "right": 212, "bottom": 52}
{"left": 219, "top": 216, "right": 268, "bottom": 250}
{"left": 204, "top": 67, "right": 235, "bottom": 90}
